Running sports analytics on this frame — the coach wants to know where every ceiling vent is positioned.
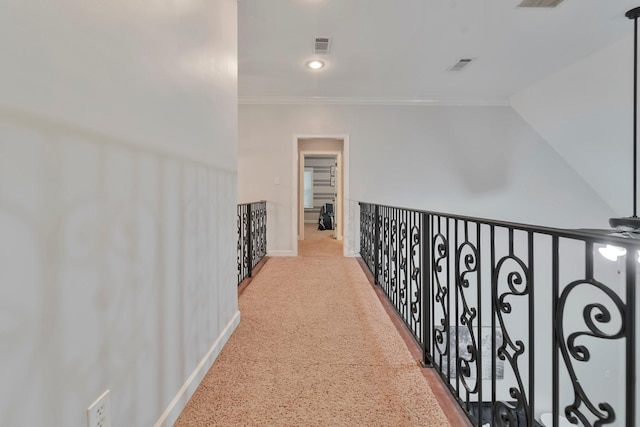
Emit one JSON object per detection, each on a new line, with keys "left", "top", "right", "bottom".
{"left": 314, "top": 37, "right": 331, "bottom": 54}
{"left": 517, "top": 0, "right": 564, "bottom": 7}
{"left": 449, "top": 58, "right": 475, "bottom": 71}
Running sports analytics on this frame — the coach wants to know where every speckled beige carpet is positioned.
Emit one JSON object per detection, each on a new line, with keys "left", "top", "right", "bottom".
{"left": 174, "top": 224, "right": 450, "bottom": 426}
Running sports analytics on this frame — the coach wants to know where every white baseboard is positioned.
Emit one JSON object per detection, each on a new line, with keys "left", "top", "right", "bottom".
{"left": 268, "top": 250, "right": 296, "bottom": 257}
{"left": 154, "top": 310, "right": 241, "bottom": 427}
{"left": 304, "top": 220, "right": 316, "bottom": 223}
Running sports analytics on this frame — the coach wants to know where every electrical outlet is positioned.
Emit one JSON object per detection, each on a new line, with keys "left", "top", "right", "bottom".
{"left": 87, "top": 390, "right": 111, "bottom": 427}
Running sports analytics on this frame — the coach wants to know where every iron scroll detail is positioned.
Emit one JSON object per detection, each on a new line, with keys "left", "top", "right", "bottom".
{"left": 433, "top": 232, "right": 450, "bottom": 363}
{"left": 493, "top": 254, "right": 530, "bottom": 426}
{"left": 456, "top": 241, "right": 479, "bottom": 394}
{"left": 399, "top": 219, "right": 408, "bottom": 315}
{"left": 410, "top": 224, "right": 422, "bottom": 327}
{"left": 557, "top": 279, "right": 625, "bottom": 426}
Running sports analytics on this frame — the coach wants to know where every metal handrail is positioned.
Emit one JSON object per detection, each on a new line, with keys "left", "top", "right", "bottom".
{"left": 362, "top": 201, "right": 640, "bottom": 248}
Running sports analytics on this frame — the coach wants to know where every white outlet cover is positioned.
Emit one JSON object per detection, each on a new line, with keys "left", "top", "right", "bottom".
{"left": 87, "top": 390, "right": 112, "bottom": 427}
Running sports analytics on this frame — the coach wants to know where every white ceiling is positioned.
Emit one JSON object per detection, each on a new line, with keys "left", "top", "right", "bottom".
{"left": 238, "top": 0, "right": 638, "bottom": 103}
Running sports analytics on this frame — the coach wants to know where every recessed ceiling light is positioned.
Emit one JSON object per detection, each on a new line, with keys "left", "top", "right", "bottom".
{"left": 306, "top": 60, "right": 325, "bottom": 70}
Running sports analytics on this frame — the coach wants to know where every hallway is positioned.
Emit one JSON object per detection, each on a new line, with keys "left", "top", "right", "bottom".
{"left": 175, "top": 225, "right": 453, "bottom": 426}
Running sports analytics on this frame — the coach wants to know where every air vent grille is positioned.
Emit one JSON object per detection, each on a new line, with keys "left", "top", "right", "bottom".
{"left": 449, "top": 58, "right": 474, "bottom": 72}
{"left": 314, "top": 37, "right": 331, "bottom": 54}
{"left": 517, "top": 0, "right": 564, "bottom": 7}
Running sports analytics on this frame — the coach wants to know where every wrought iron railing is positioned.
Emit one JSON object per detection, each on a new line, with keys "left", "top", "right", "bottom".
{"left": 237, "top": 200, "right": 267, "bottom": 285}
{"left": 359, "top": 202, "right": 637, "bottom": 427}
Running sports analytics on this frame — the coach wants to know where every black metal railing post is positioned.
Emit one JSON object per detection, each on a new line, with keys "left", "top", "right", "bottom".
{"left": 527, "top": 230, "right": 535, "bottom": 427}
{"left": 552, "top": 235, "right": 559, "bottom": 427}
{"left": 421, "top": 211, "right": 432, "bottom": 367}
{"left": 626, "top": 250, "right": 636, "bottom": 427}
{"left": 374, "top": 204, "right": 380, "bottom": 285}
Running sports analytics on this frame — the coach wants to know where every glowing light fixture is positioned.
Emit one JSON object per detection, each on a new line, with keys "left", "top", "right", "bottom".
{"left": 306, "top": 60, "right": 325, "bottom": 70}
{"left": 598, "top": 244, "right": 640, "bottom": 263}
{"left": 598, "top": 245, "right": 628, "bottom": 261}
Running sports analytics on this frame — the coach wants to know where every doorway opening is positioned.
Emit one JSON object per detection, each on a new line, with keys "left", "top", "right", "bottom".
{"left": 295, "top": 136, "right": 348, "bottom": 256}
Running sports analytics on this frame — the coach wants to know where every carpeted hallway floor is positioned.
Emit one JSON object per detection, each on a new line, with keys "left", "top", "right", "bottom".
{"left": 174, "top": 224, "right": 451, "bottom": 426}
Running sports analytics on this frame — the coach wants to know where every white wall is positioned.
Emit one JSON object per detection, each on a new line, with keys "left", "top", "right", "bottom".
{"left": 0, "top": 1, "right": 238, "bottom": 426}
{"left": 238, "top": 103, "right": 616, "bottom": 255}
{"left": 510, "top": 32, "right": 639, "bottom": 425}
{"left": 511, "top": 33, "right": 632, "bottom": 217}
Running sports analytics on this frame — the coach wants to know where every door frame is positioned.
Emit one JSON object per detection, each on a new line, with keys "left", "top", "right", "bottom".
{"left": 291, "top": 134, "right": 350, "bottom": 256}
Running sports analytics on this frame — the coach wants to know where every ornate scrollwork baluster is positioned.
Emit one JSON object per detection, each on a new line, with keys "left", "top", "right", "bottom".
{"left": 557, "top": 280, "right": 625, "bottom": 426}
{"left": 361, "top": 205, "right": 371, "bottom": 270}
{"left": 366, "top": 207, "right": 374, "bottom": 271}
{"left": 251, "top": 210, "right": 257, "bottom": 268}
{"left": 377, "top": 212, "right": 383, "bottom": 282}
{"left": 253, "top": 209, "right": 257, "bottom": 267}
{"left": 242, "top": 211, "right": 249, "bottom": 274}
{"left": 255, "top": 205, "right": 262, "bottom": 260}
{"left": 399, "top": 219, "right": 408, "bottom": 319}
{"left": 360, "top": 206, "right": 365, "bottom": 259}
{"left": 262, "top": 205, "right": 267, "bottom": 257}
{"left": 390, "top": 217, "right": 398, "bottom": 303}
{"left": 362, "top": 206, "right": 366, "bottom": 257}
{"left": 493, "top": 254, "right": 530, "bottom": 426}
{"left": 433, "top": 232, "right": 449, "bottom": 366}
{"left": 363, "top": 205, "right": 372, "bottom": 271}
{"left": 260, "top": 205, "right": 266, "bottom": 257}
{"left": 383, "top": 212, "right": 390, "bottom": 292}
{"left": 456, "top": 241, "right": 479, "bottom": 395}
{"left": 237, "top": 209, "right": 242, "bottom": 283}
{"left": 372, "top": 210, "right": 376, "bottom": 271}
{"left": 370, "top": 208, "right": 375, "bottom": 269}
{"left": 260, "top": 204, "right": 265, "bottom": 257}
{"left": 410, "top": 223, "right": 422, "bottom": 335}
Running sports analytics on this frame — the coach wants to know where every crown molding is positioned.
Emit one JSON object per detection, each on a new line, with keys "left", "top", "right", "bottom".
{"left": 238, "top": 96, "right": 510, "bottom": 107}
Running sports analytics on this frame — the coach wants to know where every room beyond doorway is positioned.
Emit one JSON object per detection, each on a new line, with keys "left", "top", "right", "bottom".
{"left": 303, "top": 153, "right": 337, "bottom": 232}
{"left": 296, "top": 137, "right": 345, "bottom": 245}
